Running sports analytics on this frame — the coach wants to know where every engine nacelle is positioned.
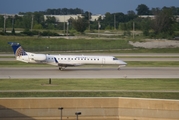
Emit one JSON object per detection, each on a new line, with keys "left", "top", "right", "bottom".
{"left": 30, "top": 54, "right": 46, "bottom": 61}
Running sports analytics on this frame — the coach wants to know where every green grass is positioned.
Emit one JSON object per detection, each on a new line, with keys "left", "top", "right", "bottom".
{"left": 1, "top": 36, "right": 179, "bottom": 53}
{"left": 0, "top": 56, "right": 14, "bottom": 58}
{"left": 0, "top": 61, "right": 51, "bottom": 67}
{"left": 0, "top": 92, "right": 179, "bottom": 99}
{"left": 0, "top": 78, "right": 178, "bottom": 90}
{"left": 0, "top": 36, "right": 133, "bottom": 52}
{"left": 0, "top": 78, "right": 179, "bottom": 99}
{"left": 127, "top": 61, "right": 179, "bottom": 67}
{"left": 1, "top": 61, "right": 179, "bottom": 67}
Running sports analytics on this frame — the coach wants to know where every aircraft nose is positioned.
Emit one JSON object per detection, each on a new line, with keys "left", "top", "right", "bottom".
{"left": 118, "top": 60, "right": 127, "bottom": 65}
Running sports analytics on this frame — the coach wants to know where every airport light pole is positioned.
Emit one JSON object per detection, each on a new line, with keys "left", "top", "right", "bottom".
{"left": 114, "top": 14, "right": 116, "bottom": 30}
{"left": 67, "top": 22, "right": 69, "bottom": 37}
{"left": 133, "top": 22, "right": 135, "bottom": 39}
{"left": 64, "top": 15, "right": 66, "bottom": 35}
{"left": 4, "top": 15, "right": 7, "bottom": 33}
{"left": 31, "top": 15, "right": 34, "bottom": 31}
{"left": 12, "top": 15, "right": 15, "bottom": 34}
{"left": 98, "top": 21, "right": 101, "bottom": 37}
{"left": 58, "top": 107, "right": 63, "bottom": 120}
{"left": 75, "top": 112, "right": 81, "bottom": 120}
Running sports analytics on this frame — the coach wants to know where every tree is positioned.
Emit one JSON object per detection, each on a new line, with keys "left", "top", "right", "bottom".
{"left": 82, "top": 11, "right": 92, "bottom": 20}
{"left": 127, "top": 10, "right": 136, "bottom": 15}
{"left": 152, "top": 8, "right": 175, "bottom": 35}
{"left": 33, "top": 12, "right": 44, "bottom": 24}
{"left": 71, "top": 17, "right": 88, "bottom": 33}
{"left": 14, "top": 15, "right": 24, "bottom": 28}
{"left": 136, "top": 4, "right": 150, "bottom": 15}
{"left": 45, "top": 16, "right": 56, "bottom": 29}
{"left": 0, "top": 15, "right": 4, "bottom": 28}
{"left": 141, "top": 18, "right": 151, "bottom": 36}
{"left": 45, "top": 16, "right": 56, "bottom": 23}
{"left": 45, "top": 8, "right": 84, "bottom": 15}
{"left": 151, "top": 7, "right": 161, "bottom": 15}
{"left": 22, "top": 13, "right": 32, "bottom": 30}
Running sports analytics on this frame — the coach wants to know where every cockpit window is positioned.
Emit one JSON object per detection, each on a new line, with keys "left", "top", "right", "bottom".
{"left": 113, "top": 57, "right": 118, "bottom": 60}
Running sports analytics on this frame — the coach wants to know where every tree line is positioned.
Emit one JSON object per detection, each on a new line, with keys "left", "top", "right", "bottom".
{"left": 1, "top": 4, "right": 179, "bottom": 38}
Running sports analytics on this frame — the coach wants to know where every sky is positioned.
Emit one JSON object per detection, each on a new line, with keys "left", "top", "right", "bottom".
{"left": 0, "top": 0, "right": 179, "bottom": 14}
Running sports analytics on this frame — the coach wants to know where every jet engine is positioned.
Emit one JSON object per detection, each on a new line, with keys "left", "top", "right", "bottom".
{"left": 30, "top": 54, "right": 46, "bottom": 61}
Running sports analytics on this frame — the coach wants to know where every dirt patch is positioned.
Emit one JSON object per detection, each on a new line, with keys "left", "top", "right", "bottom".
{"left": 129, "top": 39, "right": 179, "bottom": 48}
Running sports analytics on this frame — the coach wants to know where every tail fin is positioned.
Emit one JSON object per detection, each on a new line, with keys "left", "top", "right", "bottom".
{"left": 8, "top": 42, "right": 27, "bottom": 57}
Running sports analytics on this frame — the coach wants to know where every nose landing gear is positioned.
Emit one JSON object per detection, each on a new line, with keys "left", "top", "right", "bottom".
{"left": 59, "top": 66, "right": 67, "bottom": 71}
{"left": 118, "top": 66, "right": 120, "bottom": 70}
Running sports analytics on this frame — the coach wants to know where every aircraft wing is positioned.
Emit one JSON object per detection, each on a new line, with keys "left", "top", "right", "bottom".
{"left": 57, "top": 63, "right": 83, "bottom": 66}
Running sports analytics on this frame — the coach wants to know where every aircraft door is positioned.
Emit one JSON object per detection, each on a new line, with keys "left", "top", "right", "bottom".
{"left": 102, "top": 58, "right": 105, "bottom": 64}
{"left": 67, "top": 57, "right": 71, "bottom": 63}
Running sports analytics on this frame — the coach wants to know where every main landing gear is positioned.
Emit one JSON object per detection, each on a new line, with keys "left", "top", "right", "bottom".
{"left": 59, "top": 66, "right": 67, "bottom": 71}
{"left": 118, "top": 66, "right": 121, "bottom": 70}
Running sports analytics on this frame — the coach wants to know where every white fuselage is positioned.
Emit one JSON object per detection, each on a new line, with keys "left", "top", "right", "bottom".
{"left": 16, "top": 52, "right": 127, "bottom": 67}
{"left": 9, "top": 42, "right": 127, "bottom": 70}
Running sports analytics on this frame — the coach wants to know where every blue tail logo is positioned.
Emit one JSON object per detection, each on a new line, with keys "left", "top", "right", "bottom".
{"left": 8, "top": 42, "right": 27, "bottom": 57}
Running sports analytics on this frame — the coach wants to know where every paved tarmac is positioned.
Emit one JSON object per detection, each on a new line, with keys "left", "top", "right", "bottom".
{"left": 0, "top": 67, "right": 179, "bottom": 79}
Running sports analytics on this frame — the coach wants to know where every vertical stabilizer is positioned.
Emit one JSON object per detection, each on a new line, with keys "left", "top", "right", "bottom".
{"left": 8, "top": 42, "right": 27, "bottom": 57}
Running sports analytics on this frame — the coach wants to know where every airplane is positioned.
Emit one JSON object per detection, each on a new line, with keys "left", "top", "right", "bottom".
{"left": 8, "top": 42, "right": 127, "bottom": 70}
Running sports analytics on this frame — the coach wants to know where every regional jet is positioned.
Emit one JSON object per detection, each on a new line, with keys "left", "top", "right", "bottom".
{"left": 8, "top": 42, "right": 127, "bottom": 70}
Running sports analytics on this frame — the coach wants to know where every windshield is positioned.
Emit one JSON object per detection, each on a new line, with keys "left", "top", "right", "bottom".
{"left": 113, "top": 57, "right": 118, "bottom": 60}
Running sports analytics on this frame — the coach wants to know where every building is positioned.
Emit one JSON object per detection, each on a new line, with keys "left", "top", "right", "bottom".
{"left": 44, "top": 14, "right": 104, "bottom": 22}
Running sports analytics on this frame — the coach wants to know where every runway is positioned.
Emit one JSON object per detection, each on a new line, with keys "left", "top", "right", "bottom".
{"left": 1, "top": 53, "right": 179, "bottom": 79}
{"left": 0, "top": 67, "right": 179, "bottom": 79}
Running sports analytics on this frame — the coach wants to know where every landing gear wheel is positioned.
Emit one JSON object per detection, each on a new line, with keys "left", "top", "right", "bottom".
{"left": 118, "top": 66, "right": 120, "bottom": 70}
{"left": 59, "top": 67, "right": 63, "bottom": 71}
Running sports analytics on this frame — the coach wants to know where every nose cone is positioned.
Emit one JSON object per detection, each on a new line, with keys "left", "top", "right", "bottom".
{"left": 118, "top": 60, "right": 127, "bottom": 65}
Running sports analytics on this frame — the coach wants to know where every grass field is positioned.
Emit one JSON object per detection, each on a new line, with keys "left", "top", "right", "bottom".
{"left": 1, "top": 36, "right": 179, "bottom": 53}
{"left": 0, "top": 79, "right": 179, "bottom": 90}
{"left": 0, "top": 78, "right": 179, "bottom": 99}
{"left": 0, "top": 36, "right": 133, "bottom": 52}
